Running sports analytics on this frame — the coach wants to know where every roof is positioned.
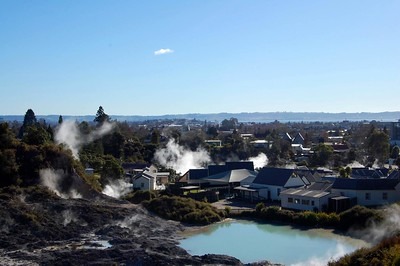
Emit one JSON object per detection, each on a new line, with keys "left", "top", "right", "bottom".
{"left": 332, "top": 178, "right": 400, "bottom": 191}
{"left": 280, "top": 188, "right": 331, "bottom": 199}
{"left": 122, "top": 162, "right": 150, "bottom": 170}
{"left": 134, "top": 171, "right": 156, "bottom": 180}
{"left": 307, "top": 181, "right": 332, "bottom": 191}
{"left": 388, "top": 170, "right": 400, "bottom": 179}
{"left": 204, "top": 169, "right": 257, "bottom": 184}
{"left": 351, "top": 168, "right": 387, "bottom": 179}
{"left": 292, "top": 133, "right": 305, "bottom": 144}
{"left": 188, "top": 169, "right": 209, "bottom": 180}
{"left": 253, "top": 168, "right": 298, "bottom": 186}
{"left": 208, "top": 165, "right": 228, "bottom": 176}
{"left": 226, "top": 161, "right": 254, "bottom": 171}
{"left": 234, "top": 186, "right": 258, "bottom": 192}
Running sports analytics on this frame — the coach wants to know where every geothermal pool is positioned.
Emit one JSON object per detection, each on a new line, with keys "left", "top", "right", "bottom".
{"left": 179, "top": 219, "right": 368, "bottom": 265}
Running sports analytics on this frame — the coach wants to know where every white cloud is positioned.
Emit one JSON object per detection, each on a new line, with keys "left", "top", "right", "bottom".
{"left": 154, "top": 48, "right": 174, "bottom": 55}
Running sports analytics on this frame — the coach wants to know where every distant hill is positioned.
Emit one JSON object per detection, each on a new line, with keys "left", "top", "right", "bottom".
{"left": 1, "top": 112, "right": 400, "bottom": 124}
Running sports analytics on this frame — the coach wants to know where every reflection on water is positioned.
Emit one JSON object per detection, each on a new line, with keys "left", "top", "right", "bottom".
{"left": 179, "top": 219, "right": 368, "bottom": 265}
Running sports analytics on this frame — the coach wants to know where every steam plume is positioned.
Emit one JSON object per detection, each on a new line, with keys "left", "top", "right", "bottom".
{"left": 154, "top": 139, "right": 211, "bottom": 174}
{"left": 62, "top": 210, "right": 78, "bottom": 226}
{"left": 248, "top": 153, "right": 268, "bottom": 169}
{"left": 346, "top": 161, "right": 365, "bottom": 168}
{"left": 291, "top": 243, "right": 351, "bottom": 266}
{"left": 102, "top": 179, "right": 132, "bottom": 199}
{"left": 54, "top": 120, "right": 115, "bottom": 159}
{"left": 40, "top": 169, "right": 82, "bottom": 199}
{"left": 350, "top": 204, "right": 400, "bottom": 244}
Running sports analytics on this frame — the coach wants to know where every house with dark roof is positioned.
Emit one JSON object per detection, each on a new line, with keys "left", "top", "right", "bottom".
{"left": 331, "top": 178, "right": 400, "bottom": 207}
{"left": 351, "top": 168, "right": 389, "bottom": 179}
{"left": 235, "top": 168, "right": 307, "bottom": 201}
{"left": 292, "top": 133, "right": 305, "bottom": 145}
{"left": 181, "top": 161, "right": 255, "bottom": 185}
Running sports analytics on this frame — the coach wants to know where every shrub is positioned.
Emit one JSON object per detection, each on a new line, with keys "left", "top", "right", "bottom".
{"left": 296, "top": 211, "right": 319, "bottom": 226}
{"left": 255, "top": 202, "right": 265, "bottom": 213}
{"left": 144, "top": 195, "right": 224, "bottom": 225}
{"left": 338, "top": 205, "right": 383, "bottom": 230}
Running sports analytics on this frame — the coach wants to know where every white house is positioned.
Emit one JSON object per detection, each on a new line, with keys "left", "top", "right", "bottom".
{"left": 331, "top": 178, "right": 400, "bottom": 207}
{"left": 133, "top": 171, "right": 156, "bottom": 191}
{"left": 132, "top": 170, "right": 167, "bottom": 191}
{"left": 280, "top": 181, "right": 335, "bottom": 211}
{"left": 236, "top": 168, "right": 307, "bottom": 201}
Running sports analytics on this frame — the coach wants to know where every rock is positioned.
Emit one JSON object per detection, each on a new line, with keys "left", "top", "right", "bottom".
{"left": 0, "top": 187, "right": 256, "bottom": 265}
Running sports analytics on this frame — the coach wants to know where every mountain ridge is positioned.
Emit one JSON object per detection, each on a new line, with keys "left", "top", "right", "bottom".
{"left": 1, "top": 111, "right": 400, "bottom": 123}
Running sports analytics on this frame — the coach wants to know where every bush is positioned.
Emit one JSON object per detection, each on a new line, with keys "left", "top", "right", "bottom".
{"left": 338, "top": 205, "right": 383, "bottom": 230}
{"left": 144, "top": 195, "right": 224, "bottom": 225}
{"left": 296, "top": 211, "right": 319, "bottom": 226}
{"left": 255, "top": 202, "right": 265, "bottom": 213}
{"left": 123, "top": 190, "right": 156, "bottom": 204}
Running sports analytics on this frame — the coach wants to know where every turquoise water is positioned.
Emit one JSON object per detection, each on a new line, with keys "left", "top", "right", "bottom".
{"left": 179, "top": 220, "right": 368, "bottom": 265}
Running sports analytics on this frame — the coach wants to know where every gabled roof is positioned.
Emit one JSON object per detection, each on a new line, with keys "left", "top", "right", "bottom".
{"left": 351, "top": 168, "right": 387, "bottom": 179}
{"left": 292, "top": 133, "right": 305, "bottom": 144}
{"left": 332, "top": 178, "right": 400, "bottom": 190}
{"left": 253, "top": 168, "right": 299, "bottom": 186}
{"left": 283, "top": 133, "right": 293, "bottom": 142}
{"left": 134, "top": 170, "right": 156, "bottom": 180}
{"left": 388, "top": 170, "right": 400, "bottom": 179}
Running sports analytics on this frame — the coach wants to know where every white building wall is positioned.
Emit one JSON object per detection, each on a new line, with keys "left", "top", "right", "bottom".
{"left": 332, "top": 188, "right": 400, "bottom": 206}
{"left": 281, "top": 195, "right": 329, "bottom": 211}
{"left": 133, "top": 176, "right": 154, "bottom": 191}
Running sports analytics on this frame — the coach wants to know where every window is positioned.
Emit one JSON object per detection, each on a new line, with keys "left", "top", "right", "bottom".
{"left": 383, "top": 192, "right": 388, "bottom": 200}
{"left": 365, "top": 193, "right": 370, "bottom": 200}
{"left": 294, "top": 199, "right": 300, "bottom": 204}
{"left": 302, "top": 199, "right": 310, "bottom": 205}
{"left": 277, "top": 188, "right": 281, "bottom": 196}
{"left": 141, "top": 182, "right": 144, "bottom": 188}
{"left": 288, "top": 197, "right": 293, "bottom": 203}
{"left": 311, "top": 201, "right": 314, "bottom": 206}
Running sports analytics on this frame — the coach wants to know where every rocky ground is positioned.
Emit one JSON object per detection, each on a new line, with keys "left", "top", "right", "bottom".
{"left": 0, "top": 186, "right": 280, "bottom": 266}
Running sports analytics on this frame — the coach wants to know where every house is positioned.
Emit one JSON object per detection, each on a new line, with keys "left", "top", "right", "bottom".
{"left": 204, "top": 169, "right": 257, "bottom": 187}
{"left": 122, "top": 162, "right": 152, "bottom": 176}
{"left": 250, "top": 140, "right": 272, "bottom": 149}
{"left": 133, "top": 171, "right": 157, "bottom": 191}
{"left": 235, "top": 168, "right": 307, "bottom": 201}
{"left": 292, "top": 133, "right": 305, "bottom": 146}
{"left": 351, "top": 168, "right": 389, "bottom": 179}
{"left": 280, "top": 181, "right": 335, "bottom": 212}
{"left": 182, "top": 161, "right": 255, "bottom": 185}
{"left": 132, "top": 168, "right": 169, "bottom": 191}
{"left": 331, "top": 178, "right": 400, "bottom": 207}
{"left": 205, "top": 139, "right": 222, "bottom": 147}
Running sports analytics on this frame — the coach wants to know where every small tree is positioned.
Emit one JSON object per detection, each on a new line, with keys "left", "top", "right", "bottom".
{"left": 365, "top": 130, "right": 389, "bottom": 166}
{"left": 391, "top": 146, "right": 399, "bottom": 159}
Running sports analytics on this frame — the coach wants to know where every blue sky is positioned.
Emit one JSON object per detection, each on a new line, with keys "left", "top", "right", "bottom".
{"left": 1, "top": 1, "right": 399, "bottom": 116}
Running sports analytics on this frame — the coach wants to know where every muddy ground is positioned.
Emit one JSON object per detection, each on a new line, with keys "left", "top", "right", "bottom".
{"left": 0, "top": 186, "right": 280, "bottom": 266}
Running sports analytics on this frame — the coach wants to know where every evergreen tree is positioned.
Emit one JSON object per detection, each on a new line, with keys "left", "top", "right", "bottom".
{"left": 18, "top": 109, "right": 37, "bottom": 138}
{"left": 94, "top": 106, "right": 110, "bottom": 125}
{"left": 58, "top": 115, "right": 63, "bottom": 124}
